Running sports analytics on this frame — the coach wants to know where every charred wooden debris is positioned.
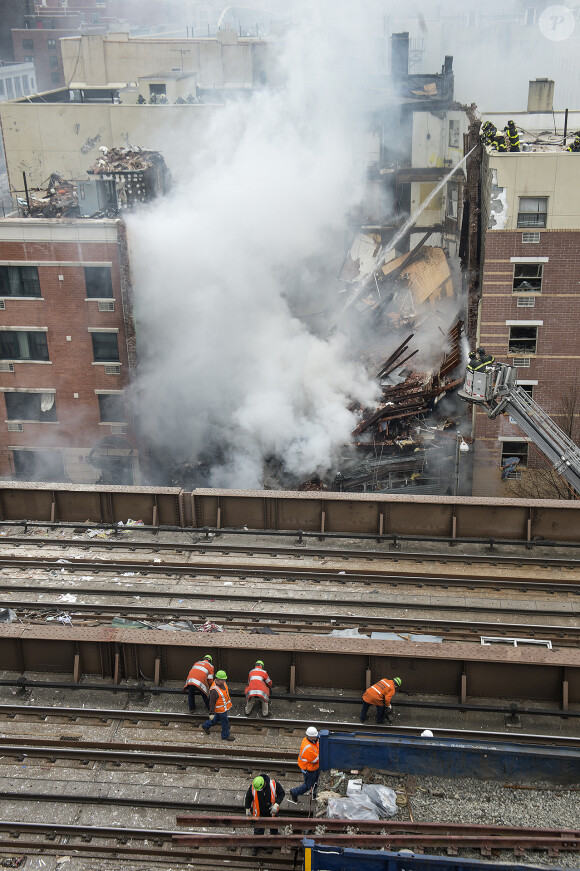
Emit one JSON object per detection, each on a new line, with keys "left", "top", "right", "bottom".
{"left": 333, "top": 320, "right": 465, "bottom": 493}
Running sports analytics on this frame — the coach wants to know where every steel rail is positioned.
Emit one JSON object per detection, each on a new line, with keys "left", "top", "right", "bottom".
{"left": 0, "top": 738, "right": 296, "bottom": 769}
{"left": 3, "top": 679, "right": 579, "bottom": 719}
{"left": 5, "top": 600, "right": 579, "bottom": 643}
{"left": 176, "top": 816, "right": 580, "bottom": 841}
{"left": 0, "top": 579, "right": 576, "bottom": 619}
{"left": 1, "top": 703, "right": 579, "bottom": 746}
{"left": 1, "top": 553, "right": 579, "bottom": 593}
{"left": 3, "top": 518, "right": 580, "bottom": 557}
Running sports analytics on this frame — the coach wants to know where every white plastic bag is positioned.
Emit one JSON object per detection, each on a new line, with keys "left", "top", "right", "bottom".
{"left": 326, "top": 796, "right": 380, "bottom": 820}
{"left": 346, "top": 778, "right": 363, "bottom": 796}
{"left": 361, "top": 784, "right": 398, "bottom": 818}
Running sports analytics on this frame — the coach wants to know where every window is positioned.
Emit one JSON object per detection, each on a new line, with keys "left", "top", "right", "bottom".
{"left": 5, "top": 392, "right": 57, "bottom": 422}
{"left": 12, "top": 449, "right": 66, "bottom": 482}
{"left": 91, "top": 332, "right": 119, "bottom": 362}
{"left": 21, "top": 75, "right": 29, "bottom": 92}
{"left": 49, "top": 55, "right": 59, "bottom": 67}
{"left": 0, "top": 266, "right": 41, "bottom": 297}
{"left": 14, "top": 78, "right": 22, "bottom": 98}
{"left": 98, "top": 393, "right": 125, "bottom": 422}
{"left": 149, "top": 83, "right": 166, "bottom": 97}
{"left": 6, "top": 79, "right": 14, "bottom": 100}
{"left": 512, "top": 263, "right": 543, "bottom": 293}
{"left": 22, "top": 38, "right": 34, "bottom": 50}
{"left": 448, "top": 119, "right": 460, "bottom": 148}
{"left": 84, "top": 266, "right": 113, "bottom": 298}
{"left": 0, "top": 81, "right": 4, "bottom": 96}
{"left": 520, "top": 384, "right": 534, "bottom": 398}
{"left": 0, "top": 331, "right": 49, "bottom": 361}
{"left": 51, "top": 72, "right": 60, "bottom": 84}
{"left": 508, "top": 325, "right": 538, "bottom": 355}
{"left": 25, "top": 56, "right": 34, "bottom": 63}
{"left": 517, "top": 197, "right": 547, "bottom": 228}
{"left": 47, "top": 39, "right": 56, "bottom": 49}
{"left": 501, "top": 440, "right": 528, "bottom": 470}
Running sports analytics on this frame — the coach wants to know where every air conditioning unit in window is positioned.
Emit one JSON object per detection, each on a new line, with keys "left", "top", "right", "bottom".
{"left": 513, "top": 357, "right": 531, "bottom": 368}
{"left": 105, "top": 364, "right": 121, "bottom": 375}
{"left": 110, "top": 424, "right": 127, "bottom": 435}
{"left": 522, "top": 232, "right": 540, "bottom": 243}
{"left": 0, "top": 362, "right": 14, "bottom": 372}
{"left": 98, "top": 301, "right": 115, "bottom": 312}
{"left": 517, "top": 296, "right": 535, "bottom": 307}
{"left": 0, "top": 300, "right": 5, "bottom": 310}
{"left": 7, "top": 422, "right": 23, "bottom": 432}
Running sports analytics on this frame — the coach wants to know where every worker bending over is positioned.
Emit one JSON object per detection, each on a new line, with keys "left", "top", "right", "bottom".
{"left": 200, "top": 670, "right": 235, "bottom": 741}
{"left": 361, "top": 676, "right": 402, "bottom": 724}
{"left": 287, "top": 726, "right": 319, "bottom": 803}
{"left": 183, "top": 654, "right": 214, "bottom": 712}
{"left": 245, "top": 659, "right": 273, "bottom": 718}
{"left": 244, "top": 774, "right": 285, "bottom": 852}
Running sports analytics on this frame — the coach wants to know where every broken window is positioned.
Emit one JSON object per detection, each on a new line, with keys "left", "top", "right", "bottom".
{"left": 0, "top": 265, "right": 41, "bottom": 297}
{"left": 0, "top": 331, "right": 49, "bottom": 361}
{"left": 512, "top": 263, "right": 542, "bottom": 293}
{"left": 12, "top": 449, "right": 66, "bottom": 482}
{"left": 501, "top": 440, "right": 528, "bottom": 469}
{"left": 448, "top": 120, "right": 460, "bottom": 148}
{"left": 517, "top": 197, "right": 547, "bottom": 229}
{"left": 508, "top": 325, "right": 538, "bottom": 355}
{"left": 91, "top": 332, "right": 119, "bottom": 362}
{"left": 4, "top": 392, "right": 57, "bottom": 422}
{"left": 84, "top": 266, "right": 113, "bottom": 298}
{"left": 519, "top": 384, "right": 534, "bottom": 399}
{"left": 98, "top": 393, "right": 125, "bottom": 422}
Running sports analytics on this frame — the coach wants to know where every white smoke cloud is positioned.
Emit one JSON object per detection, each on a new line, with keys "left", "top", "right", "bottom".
{"left": 127, "top": 2, "right": 381, "bottom": 488}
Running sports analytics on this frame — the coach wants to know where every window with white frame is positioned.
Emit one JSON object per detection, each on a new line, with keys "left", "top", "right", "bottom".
{"left": 509, "top": 325, "right": 538, "bottom": 355}
{"left": 517, "top": 197, "right": 547, "bottom": 229}
{"left": 512, "top": 263, "right": 543, "bottom": 293}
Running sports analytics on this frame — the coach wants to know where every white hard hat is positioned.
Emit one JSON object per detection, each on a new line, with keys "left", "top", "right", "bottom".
{"left": 306, "top": 726, "right": 319, "bottom": 739}
{"left": 420, "top": 730, "right": 434, "bottom": 738}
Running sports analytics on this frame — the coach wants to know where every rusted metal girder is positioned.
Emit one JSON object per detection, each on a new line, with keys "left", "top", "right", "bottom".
{"left": 0, "top": 625, "right": 578, "bottom": 705}
{"left": 1, "top": 483, "right": 580, "bottom": 543}
{"left": 173, "top": 832, "right": 580, "bottom": 852}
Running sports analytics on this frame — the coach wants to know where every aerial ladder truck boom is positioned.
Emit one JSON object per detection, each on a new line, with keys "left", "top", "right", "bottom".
{"left": 458, "top": 352, "right": 580, "bottom": 494}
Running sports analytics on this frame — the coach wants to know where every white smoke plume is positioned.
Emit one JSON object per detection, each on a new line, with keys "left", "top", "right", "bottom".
{"left": 127, "top": 2, "right": 381, "bottom": 488}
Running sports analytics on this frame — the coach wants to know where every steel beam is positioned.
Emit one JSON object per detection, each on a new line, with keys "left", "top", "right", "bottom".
{"left": 0, "top": 625, "right": 578, "bottom": 703}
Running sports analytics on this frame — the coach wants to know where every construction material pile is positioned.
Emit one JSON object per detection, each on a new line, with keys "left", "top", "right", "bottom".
{"left": 19, "top": 173, "right": 78, "bottom": 217}
{"left": 88, "top": 146, "right": 165, "bottom": 175}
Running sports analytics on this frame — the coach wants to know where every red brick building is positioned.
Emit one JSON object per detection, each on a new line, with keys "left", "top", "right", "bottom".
{"left": 0, "top": 217, "right": 140, "bottom": 483}
{"left": 471, "top": 147, "right": 580, "bottom": 496}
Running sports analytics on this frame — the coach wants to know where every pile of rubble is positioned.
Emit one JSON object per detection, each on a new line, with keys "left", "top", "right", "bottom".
{"left": 18, "top": 173, "right": 78, "bottom": 217}
{"left": 88, "top": 146, "right": 166, "bottom": 175}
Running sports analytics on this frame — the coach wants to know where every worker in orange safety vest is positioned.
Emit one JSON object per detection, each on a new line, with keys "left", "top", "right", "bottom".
{"left": 244, "top": 659, "right": 273, "bottom": 718}
{"left": 183, "top": 654, "right": 214, "bottom": 712}
{"left": 361, "top": 677, "right": 402, "bottom": 724}
{"left": 200, "top": 670, "right": 235, "bottom": 741}
{"left": 287, "top": 726, "right": 319, "bottom": 803}
{"left": 244, "top": 774, "right": 286, "bottom": 850}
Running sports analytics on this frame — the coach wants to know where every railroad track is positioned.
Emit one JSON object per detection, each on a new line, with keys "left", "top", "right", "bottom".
{"left": 4, "top": 600, "right": 579, "bottom": 644}
{"left": 3, "top": 528, "right": 580, "bottom": 569}
{"left": 2, "top": 703, "right": 579, "bottom": 746}
{"left": 1, "top": 553, "right": 580, "bottom": 593}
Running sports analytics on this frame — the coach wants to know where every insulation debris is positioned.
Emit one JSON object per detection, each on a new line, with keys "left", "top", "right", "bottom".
{"left": 18, "top": 173, "right": 78, "bottom": 217}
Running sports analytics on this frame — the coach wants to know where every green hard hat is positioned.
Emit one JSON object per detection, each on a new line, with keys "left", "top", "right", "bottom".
{"left": 253, "top": 776, "right": 265, "bottom": 790}
{"left": 394, "top": 677, "right": 402, "bottom": 687}
{"left": 215, "top": 670, "right": 227, "bottom": 680}
{"left": 204, "top": 654, "right": 212, "bottom": 662}
{"left": 255, "top": 660, "right": 264, "bottom": 667}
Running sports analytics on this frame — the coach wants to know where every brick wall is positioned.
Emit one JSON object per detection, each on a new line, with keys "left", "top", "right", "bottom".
{"left": 0, "top": 226, "right": 139, "bottom": 483}
{"left": 473, "top": 228, "right": 580, "bottom": 495}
